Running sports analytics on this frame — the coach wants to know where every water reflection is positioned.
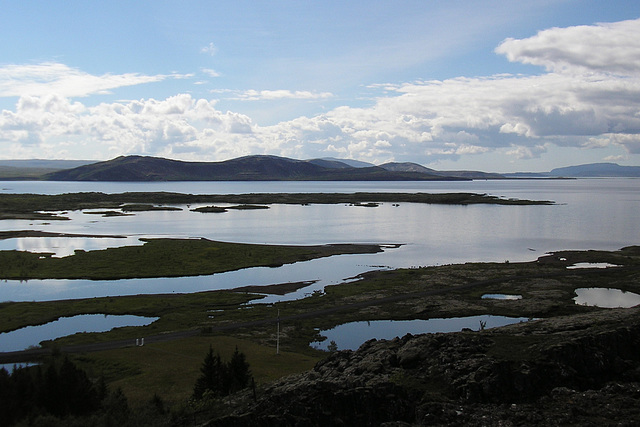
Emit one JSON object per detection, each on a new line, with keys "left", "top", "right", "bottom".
{"left": 567, "top": 263, "right": 619, "bottom": 269}
{"left": 1, "top": 179, "right": 639, "bottom": 303}
{"left": 311, "top": 315, "right": 531, "bottom": 351}
{"left": 0, "top": 314, "right": 158, "bottom": 352}
{"left": 481, "top": 294, "right": 522, "bottom": 300}
{"left": 0, "top": 236, "right": 142, "bottom": 257}
{"left": 573, "top": 288, "right": 640, "bottom": 308}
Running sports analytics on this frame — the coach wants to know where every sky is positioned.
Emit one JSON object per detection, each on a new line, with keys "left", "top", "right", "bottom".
{"left": 1, "top": 1, "right": 639, "bottom": 172}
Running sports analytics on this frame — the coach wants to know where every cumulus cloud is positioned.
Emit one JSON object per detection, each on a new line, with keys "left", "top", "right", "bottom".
{"left": 0, "top": 62, "right": 183, "bottom": 98}
{"left": 0, "top": 93, "right": 264, "bottom": 159}
{"left": 2, "top": 19, "right": 640, "bottom": 164}
{"left": 496, "top": 19, "right": 640, "bottom": 75}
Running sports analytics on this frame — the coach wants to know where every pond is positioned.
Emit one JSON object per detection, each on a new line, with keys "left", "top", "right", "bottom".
{"left": 567, "top": 263, "right": 620, "bottom": 269}
{"left": 311, "top": 315, "right": 532, "bottom": 351}
{"left": 573, "top": 288, "right": 640, "bottom": 308}
{"left": 0, "top": 314, "right": 158, "bottom": 353}
{"left": 481, "top": 294, "right": 522, "bottom": 300}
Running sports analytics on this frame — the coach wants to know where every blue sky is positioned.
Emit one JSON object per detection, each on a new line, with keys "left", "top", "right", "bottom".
{"left": 1, "top": 1, "right": 639, "bottom": 172}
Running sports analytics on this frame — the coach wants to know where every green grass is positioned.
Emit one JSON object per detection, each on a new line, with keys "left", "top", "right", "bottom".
{"left": 0, "top": 238, "right": 382, "bottom": 280}
{"left": 3, "top": 246, "right": 640, "bottom": 409}
{"left": 76, "top": 335, "right": 321, "bottom": 406}
{"left": 0, "top": 290, "right": 258, "bottom": 333}
{"left": 0, "top": 191, "right": 553, "bottom": 215}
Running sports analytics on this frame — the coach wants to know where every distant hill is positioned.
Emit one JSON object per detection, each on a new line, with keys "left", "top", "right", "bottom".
{"left": 549, "top": 163, "right": 640, "bottom": 177}
{"left": 380, "top": 162, "right": 505, "bottom": 180}
{"left": 44, "top": 155, "right": 469, "bottom": 182}
{"left": 0, "top": 160, "right": 95, "bottom": 169}
{"left": 12, "top": 156, "right": 636, "bottom": 182}
{"left": 315, "top": 157, "right": 375, "bottom": 168}
{"left": 306, "top": 158, "right": 355, "bottom": 169}
{"left": 379, "top": 162, "right": 437, "bottom": 174}
{"left": 0, "top": 159, "right": 95, "bottom": 180}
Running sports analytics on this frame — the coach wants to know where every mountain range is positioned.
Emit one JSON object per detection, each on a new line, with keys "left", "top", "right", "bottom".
{"left": 0, "top": 156, "right": 638, "bottom": 181}
{"left": 42, "top": 155, "right": 470, "bottom": 182}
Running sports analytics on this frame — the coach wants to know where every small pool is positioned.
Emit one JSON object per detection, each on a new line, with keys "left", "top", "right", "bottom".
{"left": 573, "top": 288, "right": 640, "bottom": 308}
{"left": 311, "top": 315, "right": 531, "bottom": 351}
{"left": 0, "top": 314, "right": 158, "bottom": 352}
{"left": 567, "top": 263, "right": 619, "bottom": 269}
{"left": 481, "top": 294, "right": 522, "bottom": 300}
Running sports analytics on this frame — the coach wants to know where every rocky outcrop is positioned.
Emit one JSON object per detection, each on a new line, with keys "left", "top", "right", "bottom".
{"left": 209, "top": 308, "right": 640, "bottom": 426}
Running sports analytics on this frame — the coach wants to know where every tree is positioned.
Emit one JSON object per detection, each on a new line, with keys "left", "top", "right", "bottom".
{"left": 226, "top": 346, "right": 252, "bottom": 394}
{"left": 193, "top": 346, "right": 224, "bottom": 399}
{"left": 192, "top": 345, "right": 253, "bottom": 399}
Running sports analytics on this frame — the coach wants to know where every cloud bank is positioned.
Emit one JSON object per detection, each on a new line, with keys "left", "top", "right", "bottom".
{"left": 2, "top": 19, "right": 640, "bottom": 165}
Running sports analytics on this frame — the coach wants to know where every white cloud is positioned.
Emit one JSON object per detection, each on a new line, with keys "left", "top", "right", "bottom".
{"left": 231, "top": 89, "right": 333, "bottom": 101}
{"left": 0, "top": 62, "right": 182, "bottom": 98}
{"left": 496, "top": 18, "right": 640, "bottom": 76}
{"left": 201, "top": 68, "right": 221, "bottom": 78}
{"left": 604, "top": 154, "right": 627, "bottom": 162}
{"left": 201, "top": 42, "right": 218, "bottom": 56}
{"left": 2, "top": 19, "right": 640, "bottom": 165}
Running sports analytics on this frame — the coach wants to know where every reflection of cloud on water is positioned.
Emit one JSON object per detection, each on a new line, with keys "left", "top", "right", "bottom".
{"left": 312, "top": 315, "right": 532, "bottom": 351}
{"left": 574, "top": 288, "right": 640, "bottom": 308}
{"left": 0, "top": 314, "right": 157, "bottom": 352}
{"left": 0, "top": 252, "right": 387, "bottom": 303}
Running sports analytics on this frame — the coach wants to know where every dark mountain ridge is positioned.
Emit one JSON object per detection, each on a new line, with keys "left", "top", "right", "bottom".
{"left": 549, "top": 162, "right": 640, "bottom": 177}
{"left": 44, "top": 155, "right": 469, "bottom": 182}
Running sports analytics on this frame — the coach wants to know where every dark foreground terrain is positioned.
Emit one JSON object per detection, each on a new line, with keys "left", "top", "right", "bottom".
{"left": 2, "top": 246, "right": 640, "bottom": 426}
{"left": 210, "top": 308, "right": 640, "bottom": 426}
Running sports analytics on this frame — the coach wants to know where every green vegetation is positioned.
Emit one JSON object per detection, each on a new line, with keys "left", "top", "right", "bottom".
{"left": 82, "top": 336, "right": 319, "bottom": 406}
{"left": 192, "top": 204, "right": 269, "bottom": 213}
{"left": 2, "top": 243, "right": 639, "bottom": 424}
{"left": 192, "top": 346, "right": 252, "bottom": 399}
{"left": 0, "top": 191, "right": 553, "bottom": 220}
{"left": 0, "top": 238, "right": 383, "bottom": 280}
{"left": 0, "top": 356, "right": 129, "bottom": 426}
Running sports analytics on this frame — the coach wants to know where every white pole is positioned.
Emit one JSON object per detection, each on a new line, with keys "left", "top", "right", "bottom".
{"left": 276, "top": 309, "right": 280, "bottom": 355}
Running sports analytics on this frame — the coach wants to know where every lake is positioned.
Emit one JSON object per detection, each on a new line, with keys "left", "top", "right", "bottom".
{"left": 1, "top": 178, "right": 639, "bottom": 303}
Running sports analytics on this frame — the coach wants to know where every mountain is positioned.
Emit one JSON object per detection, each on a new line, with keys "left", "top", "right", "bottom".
{"left": 380, "top": 162, "right": 505, "bottom": 180}
{"left": 306, "top": 158, "right": 355, "bottom": 169}
{"left": 44, "top": 155, "right": 468, "bottom": 182}
{"left": 316, "top": 157, "right": 375, "bottom": 168}
{"left": 0, "top": 159, "right": 96, "bottom": 180}
{"left": 549, "top": 162, "right": 640, "bottom": 177}
{"left": 379, "top": 162, "right": 437, "bottom": 174}
{"left": 0, "top": 159, "right": 94, "bottom": 169}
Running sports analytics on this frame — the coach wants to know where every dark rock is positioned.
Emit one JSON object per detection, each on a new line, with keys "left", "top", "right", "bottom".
{"left": 208, "top": 308, "right": 640, "bottom": 426}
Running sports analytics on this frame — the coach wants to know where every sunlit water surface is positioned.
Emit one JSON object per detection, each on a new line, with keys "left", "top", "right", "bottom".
{"left": 0, "top": 314, "right": 158, "bottom": 353}
{"left": 573, "top": 288, "right": 640, "bottom": 308}
{"left": 1, "top": 179, "right": 638, "bottom": 303}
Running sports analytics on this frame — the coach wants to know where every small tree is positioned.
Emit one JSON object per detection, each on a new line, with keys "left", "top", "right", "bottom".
{"left": 193, "top": 345, "right": 253, "bottom": 399}
{"left": 193, "top": 346, "right": 224, "bottom": 399}
{"left": 226, "top": 346, "right": 252, "bottom": 394}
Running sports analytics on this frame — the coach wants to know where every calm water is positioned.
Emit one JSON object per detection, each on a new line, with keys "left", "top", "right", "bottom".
{"left": 574, "top": 288, "right": 640, "bottom": 308}
{"left": 1, "top": 179, "right": 639, "bottom": 302}
{"left": 0, "top": 314, "right": 158, "bottom": 352}
{"left": 311, "top": 315, "right": 532, "bottom": 351}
